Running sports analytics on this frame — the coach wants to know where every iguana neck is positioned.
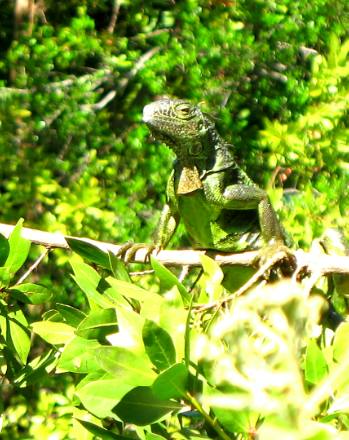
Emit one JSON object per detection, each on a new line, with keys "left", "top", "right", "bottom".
{"left": 175, "top": 124, "right": 236, "bottom": 175}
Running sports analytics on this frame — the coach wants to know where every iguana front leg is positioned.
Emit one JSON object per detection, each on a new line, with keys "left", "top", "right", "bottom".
{"left": 155, "top": 203, "right": 180, "bottom": 249}
{"left": 117, "top": 173, "right": 179, "bottom": 262}
{"left": 117, "top": 202, "right": 179, "bottom": 262}
{"left": 205, "top": 176, "right": 285, "bottom": 246}
{"left": 155, "top": 170, "right": 180, "bottom": 249}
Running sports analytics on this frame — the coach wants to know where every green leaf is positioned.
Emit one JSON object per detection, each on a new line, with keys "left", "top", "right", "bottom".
{"left": 151, "top": 257, "right": 190, "bottom": 305}
{"left": 31, "top": 321, "right": 75, "bottom": 344}
{"left": 142, "top": 319, "right": 176, "bottom": 370}
{"left": 199, "top": 255, "right": 224, "bottom": 302}
{"left": 152, "top": 363, "right": 188, "bottom": 400}
{"left": 0, "top": 267, "right": 13, "bottom": 289}
{"left": 105, "top": 277, "right": 164, "bottom": 321}
{"left": 96, "top": 346, "right": 156, "bottom": 384}
{"left": 76, "top": 308, "right": 118, "bottom": 339}
{"left": 213, "top": 406, "right": 253, "bottom": 435}
{"left": 76, "top": 419, "right": 128, "bottom": 440}
{"left": 106, "top": 277, "right": 162, "bottom": 304}
{"left": 145, "top": 434, "right": 167, "bottom": 440}
{"left": 206, "top": 388, "right": 255, "bottom": 434}
{"left": 4, "top": 219, "right": 31, "bottom": 275}
{"left": 76, "top": 370, "right": 107, "bottom": 390}
{"left": 103, "top": 284, "right": 133, "bottom": 309}
{"left": 57, "top": 337, "right": 102, "bottom": 373}
{"left": 0, "top": 308, "right": 31, "bottom": 364}
{"left": 76, "top": 378, "right": 135, "bottom": 418}
{"left": 113, "top": 386, "right": 182, "bottom": 426}
{"left": 108, "top": 252, "right": 131, "bottom": 282}
{"left": 158, "top": 301, "right": 188, "bottom": 363}
{"left": 15, "top": 349, "right": 57, "bottom": 387}
{"left": 333, "top": 322, "right": 349, "bottom": 362}
{"left": 305, "top": 339, "right": 328, "bottom": 384}
{"left": 70, "top": 257, "right": 112, "bottom": 309}
{"left": 0, "top": 233, "right": 9, "bottom": 266}
{"left": 43, "top": 309, "right": 63, "bottom": 322}
{"left": 66, "top": 237, "right": 111, "bottom": 269}
{"left": 106, "top": 305, "right": 145, "bottom": 351}
{"left": 55, "top": 303, "right": 86, "bottom": 327}
{"left": 8, "top": 283, "right": 52, "bottom": 305}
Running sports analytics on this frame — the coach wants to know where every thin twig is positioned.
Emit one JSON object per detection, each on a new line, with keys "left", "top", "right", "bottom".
{"left": 80, "top": 90, "right": 116, "bottom": 112}
{"left": 131, "top": 28, "right": 171, "bottom": 41}
{"left": 194, "top": 250, "right": 287, "bottom": 312}
{"left": 179, "top": 265, "right": 190, "bottom": 282}
{"left": 129, "top": 269, "right": 155, "bottom": 276}
{"left": 15, "top": 247, "right": 50, "bottom": 285}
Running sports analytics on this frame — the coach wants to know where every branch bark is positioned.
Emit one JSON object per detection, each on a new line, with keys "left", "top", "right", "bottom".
{"left": 107, "top": 0, "right": 120, "bottom": 34}
{"left": 0, "top": 223, "right": 349, "bottom": 276}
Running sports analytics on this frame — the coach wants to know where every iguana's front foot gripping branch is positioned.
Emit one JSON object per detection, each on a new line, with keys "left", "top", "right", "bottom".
{"left": 117, "top": 242, "right": 160, "bottom": 263}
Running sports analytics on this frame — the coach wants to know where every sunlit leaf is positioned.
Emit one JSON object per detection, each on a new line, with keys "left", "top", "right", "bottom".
{"left": 333, "top": 323, "right": 349, "bottom": 362}
{"left": 76, "top": 379, "right": 134, "bottom": 419}
{"left": 5, "top": 219, "right": 31, "bottom": 275}
{"left": 113, "top": 386, "right": 182, "bottom": 426}
{"left": 9, "top": 283, "right": 52, "bottom": 305}
{"left": 66, "top": 237, "right": 111, "bottom": 269}
{"left": 143, "top": 319, "right": 176, "bottom": 370}
{"left": 70, "top": 257, "right": 112, "bottom": 309}
{"left": 305, "top": 339, "right": 328, "bottom": 384}
{"left": 57, "top": 337, "right": 102, "bottom": 373}
{"left": 76, "top": 308, "right": 118, "bottom": 339}
{"left": 56, "top": 303, "right": 86, "bottom": 327}
{"left": 31, "top": 321, "right": 75, "bottom": 345}
{"left": 76, "top": 419, "right": 128, "bottom": 440}
{"left": 151, "top": 257, "right": 190, "bottom": 305}
{"left": 95, "top": 346, "right": 156, "bottom": 384}
{"left": 152, "top": 363, "right": 188, "bottom": 400}
{"left": 0, "top": 308, "right": 31, "bottom": 364}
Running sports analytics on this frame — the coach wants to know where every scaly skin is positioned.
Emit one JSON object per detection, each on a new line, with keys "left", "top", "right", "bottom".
{"left": 143, "top": 98, "right": 286, "bottom": 257}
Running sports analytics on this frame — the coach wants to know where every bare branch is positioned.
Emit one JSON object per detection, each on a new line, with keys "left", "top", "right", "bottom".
{"left": 0, "top": 223, "right": 349, "bottom": 277}
{"left": 0, "top": 69, "right": 112, "bottom": 97}
{"left": 107, "top": 0, "right": 120, "bottom": 34}
{"left": 80, "top": 90, "right": 117, "bottom": 112}
{"left": 1, "top": 47, "right": 158, "bottom": 106}
{"left": 0, "top": 222, "right": 260, "bottom": 266}
{"left": 117, "top": 47, "right": 160, "bottom": 93}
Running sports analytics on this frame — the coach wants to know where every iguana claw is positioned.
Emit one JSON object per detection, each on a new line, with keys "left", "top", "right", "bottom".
{"left": 117, "top": 242, "right": 160, "bottom": 263}
{"left": 255, "top": 242, "right": 296, "bottom": 277}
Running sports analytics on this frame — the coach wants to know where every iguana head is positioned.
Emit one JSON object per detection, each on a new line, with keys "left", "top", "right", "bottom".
{"left": 143, "top": 98, "right": 214, "bottom": 161}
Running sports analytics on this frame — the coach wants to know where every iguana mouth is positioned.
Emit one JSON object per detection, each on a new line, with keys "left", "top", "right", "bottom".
{"left": 148, "top": 127, "right": 176, "bottom": 149}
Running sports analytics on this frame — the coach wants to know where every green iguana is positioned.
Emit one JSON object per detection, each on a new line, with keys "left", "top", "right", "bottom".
{"left": 142, "top": 98, "right": 288, "bottom": 264}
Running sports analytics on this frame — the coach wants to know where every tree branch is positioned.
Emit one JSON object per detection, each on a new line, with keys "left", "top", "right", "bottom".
{"left": 107, "top": 0, "right": 120, "bottom": 34}
{"left": 0, "top": 223, "right": 349, "bottom": 277}
{"left": 117, "top": 47, "right": 160, "bottom": 93}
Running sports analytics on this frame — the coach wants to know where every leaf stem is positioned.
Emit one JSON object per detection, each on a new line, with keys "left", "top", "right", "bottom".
{"left": 186, "top": 392, "right": 232, "bottom": 440}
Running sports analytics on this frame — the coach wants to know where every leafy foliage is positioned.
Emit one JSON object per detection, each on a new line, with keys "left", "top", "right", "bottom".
{"left": 0, "top": 0, "right": 349, "bottom": 438}
{"left": 3, "top": 232, "right": 349, "bottom": 438}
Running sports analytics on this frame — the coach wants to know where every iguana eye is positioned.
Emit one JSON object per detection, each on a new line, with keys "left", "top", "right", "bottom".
{"left": 175, "top": 103, "right": 193, "bottom": 119}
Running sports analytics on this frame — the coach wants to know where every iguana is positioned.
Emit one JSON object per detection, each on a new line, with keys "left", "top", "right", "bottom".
{"left": 142, "top": 98, "right": 288, "bottom": 268}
